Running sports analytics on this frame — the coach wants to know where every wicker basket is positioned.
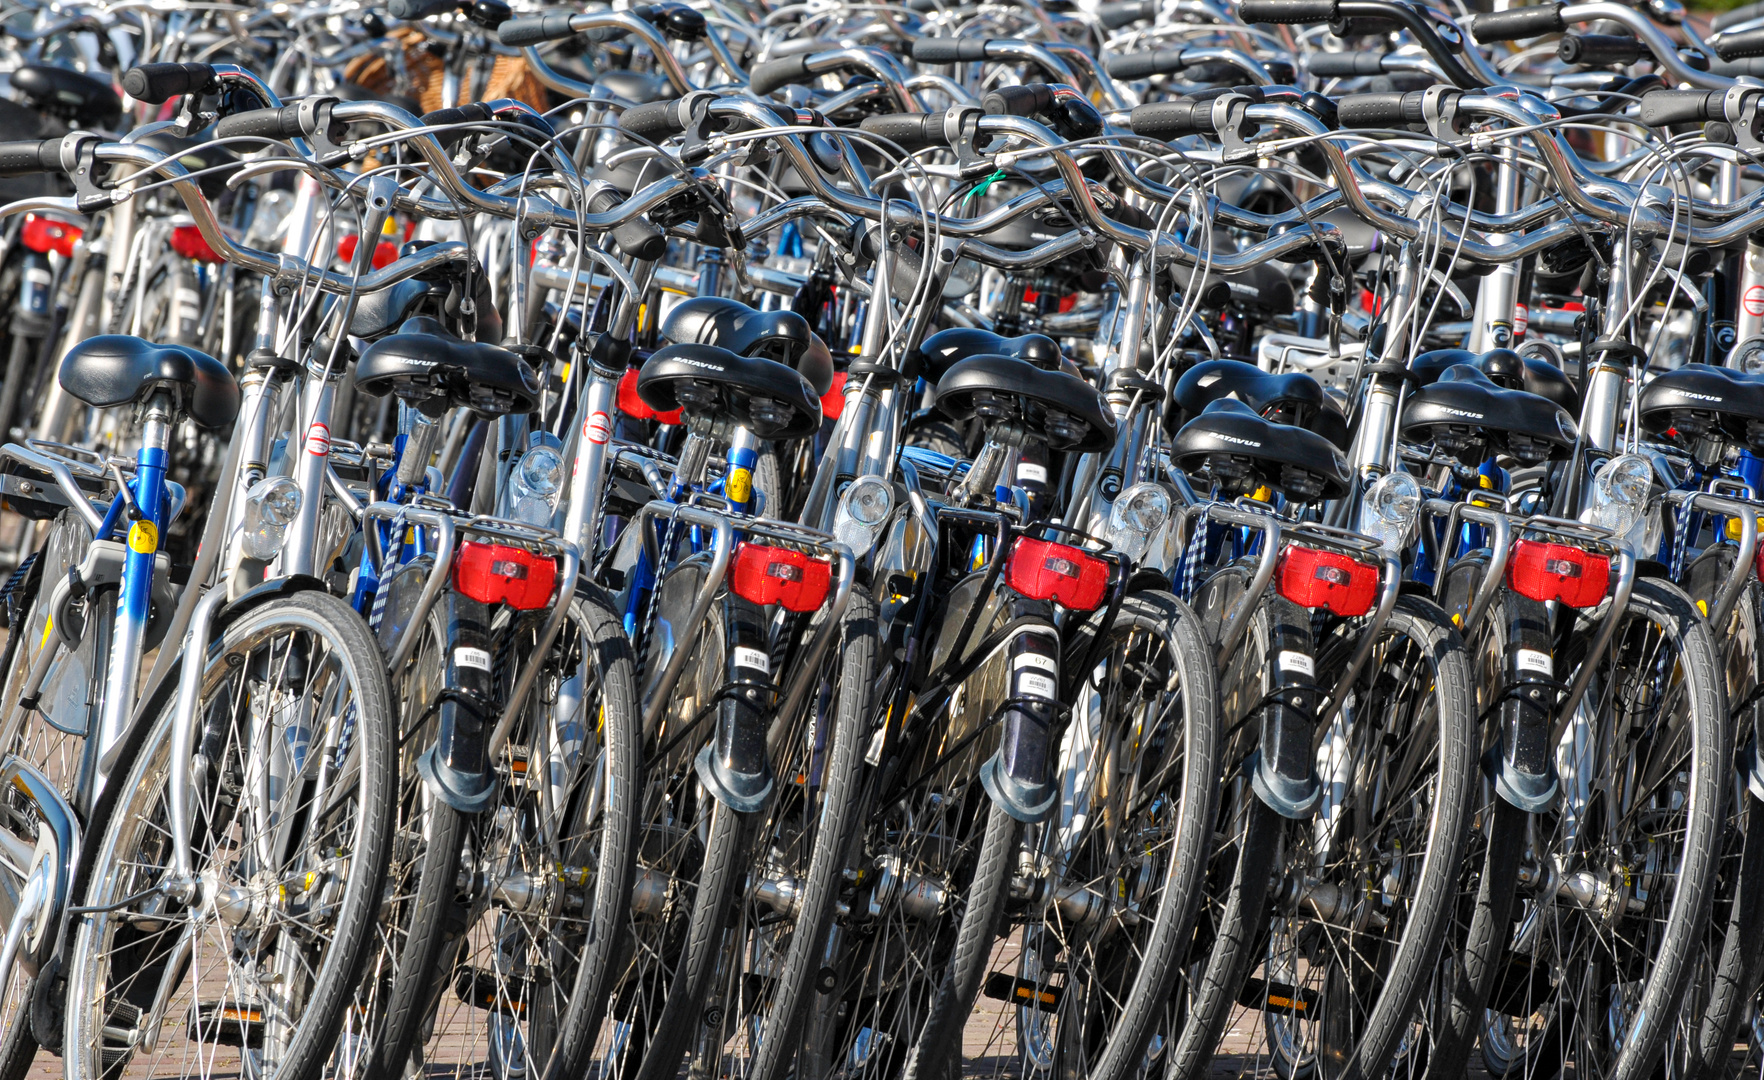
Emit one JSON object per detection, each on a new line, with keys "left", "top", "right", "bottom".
{"left": 344, "top": 25, "right": 547, "bottom": 113}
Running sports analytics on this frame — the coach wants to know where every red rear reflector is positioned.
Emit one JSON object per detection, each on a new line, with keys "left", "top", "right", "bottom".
{"left": 730, "top": 543, "right": 833, "bottom": 611}
{"left": 1276, "top": 546, "right": 1379, "bottom": 616}
{"left": 454, "top": 541, "right": 558, "bottom": 610}
{"left": 821, "top": 371, "right": 848, "bottom": 420}
{"left": 618, "top": 367, "right": 682, "bottom": 425}
{"left": 1507, "top": 539, "right": 1609, "bottom": 608}
{"left": 171, "top": 225, "right": 223, "bottom": 264}
{"left": 22, "top": 213, "right": 80, "bottom": 257}
{"left": 1005, "top": 537, "right": 1109, "bottom": 611}
{"left": 336, "top": 234, "right": 399, "bottom": 270}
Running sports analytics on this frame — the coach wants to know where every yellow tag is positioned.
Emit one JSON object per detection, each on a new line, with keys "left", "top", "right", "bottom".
{"left": 1251, "top": 485, "right": 1272, "bottom": 502}
{"left": 128, "top": 520, "right": 158, "bottom": 555}
{"left": 1698, "top": 599, "right": 1709, "bottom": 617}
{"left": 39, "top": 615, "right": 51, "bottom": 651}
{"left": 1479, "top": 474, "right": 1494, "bottom": 490}
{"left": 727, "top": 467, "right": 753, "bottom": 504}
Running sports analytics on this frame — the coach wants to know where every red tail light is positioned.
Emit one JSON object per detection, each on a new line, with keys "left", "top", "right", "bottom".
{"left": 1277, "top": 545, "right": 1379, "bottom": 617}
{"left": 821, "top": 371, "right": 848, "bottom": 421}
{"left": 730, "top": 543, "right": 833, "bottom": 611}
{"left": 336, "top": 234, "right": 399, "bottom": 270}
{"left": 1507, "top": 539, "right": 1609, "bottom": 608}
{"left": 618, "top": 367, "right": 682, "bottom": 424}
{"left": 171, "top": 225, "right": 223, "bottom": 264}
{"left": 22, "top": 214, "right": 81, "bottom": 258}
{"left": 454, "top": 541, "right": 558, "bottom": 610}
{"left": 1005, "top": 537, "right": 1109, "bottom": 611}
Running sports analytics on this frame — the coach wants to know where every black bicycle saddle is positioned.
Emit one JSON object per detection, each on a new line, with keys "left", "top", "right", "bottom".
{"left": 661, "top": 297, "right": 834, "bottom": 394}
{"left": 11, "top": 65, "right": 120, "bottom": 128}
{"left": 913, "top": 327, "right": 1066, "bottom": 383}
{"left": 59, "top": 335, "right": 240, "bottom": 430}
{"left": 1639, "top": 363, "right": 1764, "bottom": 449}
{"left": 1173, "top": 398, "right": 1350, "bottom": 503}
{"left": 350, "top": 277, "right": 448, "bottom": 339}
{"left": 932, "top": 354, "right": 1115, "bottom": 453}
{"left": 355, "top": 316, "right": 542, "bottom": 416}
{"left": 637, "top": 342, "right": 822, "bottom": 439}
{"left": 1400, "top": 364, "right": 1577, "bottom": 464}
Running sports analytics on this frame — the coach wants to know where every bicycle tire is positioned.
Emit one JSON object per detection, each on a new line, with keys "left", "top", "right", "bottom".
{"left": 63, "top": 589, "right": 397, "bottom": 1080}
{"left": 901, "top": 793, "right": 1022, "bottom": 1080}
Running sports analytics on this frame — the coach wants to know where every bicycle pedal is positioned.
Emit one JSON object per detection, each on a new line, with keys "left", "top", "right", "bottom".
{"left": 981, "top": 972, "right": 1060, "bottom": 1012}
{"left": 454, "top": 966, "right": 533, "bottom": 1015}
{"left": 1237, "top": 977, "right": 1319, "bottom": 1018}
{"left": 186, "top": 1000, "right": 264, "bottom": 1048}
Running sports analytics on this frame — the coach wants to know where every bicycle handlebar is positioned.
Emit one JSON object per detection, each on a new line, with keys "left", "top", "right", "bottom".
{"left": 122, "top": 62, "right": 218, "bottom": 102}
{"left": 0, "top": 139, "right": 67, "bottom": 177}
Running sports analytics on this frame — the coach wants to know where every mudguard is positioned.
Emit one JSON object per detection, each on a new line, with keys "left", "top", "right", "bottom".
{"left": 695, "top": 593, "right": 776, "bottom": 812}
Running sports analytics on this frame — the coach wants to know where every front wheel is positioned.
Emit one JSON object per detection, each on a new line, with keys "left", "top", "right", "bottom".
{"left": 64, "top": 590, "right": 397, "bottom": 1080}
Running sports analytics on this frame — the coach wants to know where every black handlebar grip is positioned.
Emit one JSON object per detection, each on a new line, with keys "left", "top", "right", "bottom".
{"left": 1637, "top": 88, "right": 1722, "bottom": 127}
{"left": 387, "top": 0, "right": 452, "bottom": 20}
{"left": 749, "top": 55, "right": 816, "bottom": 95}
{"left": 1469, "top": 3, "right": 1565, "bottom": 43}
{"left": 912, "top": 37, "right": 990, "bottom": 63}
{"left": 1127, "top": 99, "right": 1209, "bottom": 138}
{"left": 619, "top": 99, "right": 691, "bottom": 139}
{"left": 1307, "top": 51, "right": 1388, "bottom": 76}
{"left": 1238, "top": 0, "right": 1336, "bottom": 23}
{"left": 122, "top": 63, "right": 219, "bottom": 103}
{"left": 213, "top": 105, "right": 307, "bottom": 141}
{"left": 1096, "top": 0, "right": 1157, "bottom": 27}
{"left": 587, "top": 187, "right": 667, "bottom": 261}
{"left": 857, "top": 112, "right": 949, "bottom": 150}
{"left": 421, "top": 102, "right": 496, "bottom": 129}
{"left": 0, "top": 139, "right": 63, "bottom": 177}
{"left": 1335, "top": 90, "right": 1426, "bottom": 127}
{"left": 1558, "top": 33, "right": 1644, "bottom": 65}
{"left": 1716, "top": 27, "right": 1764, "bottom": 60}
{"left": 1106, "top": 48, "right": 1189, "bottom": 78}
{"left": 981, "top": 83, "right": 1056, "bottom": 117}
{"left": 498, "top": 13, "right": 578, "bottom": 47}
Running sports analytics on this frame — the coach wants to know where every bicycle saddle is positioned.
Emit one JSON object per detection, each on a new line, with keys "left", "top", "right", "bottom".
{"left": 932, "top": 354, "right": 1116, "bottom": 453}
{"left": 661, "top": 297, "right": 835, "bottom": 394}
{"left": 1412, "top": 347, "right": 1582, "bottom": 415}
{"left": 11, "top": 65, "right": 120, "bottom": 128}
{"left": 350, "top": 277, "right": 447, "bottom": 339}
{"left": 1173, "top": 398, "right": 1350, "bottom": 503}
{"left": 1639, "top": 363, "right": 1764, "bottom": 448}
{"left": 1173, "top": 359, "right": 1348, "bottom": 449}
{"left": 597, "top": 70, "right": 672, "bottom": 103}
{"left": 1400, "top": 364, "right": 1578, "bottom": 465}
{"left": 637, "top": 342, "right": 823, "bottom": 439}
{"left": 914, "top": 327, "right": 1065, "bottom": 383}
{"left": 59, "top": 335, "right": 240, "bottom": 430}
{"left": 355, "top": 316, "right": 542, "bottom": 416}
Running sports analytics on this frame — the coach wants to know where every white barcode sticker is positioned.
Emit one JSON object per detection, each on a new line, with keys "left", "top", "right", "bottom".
{"left": 454, "top": 646, "right": 491, "bottom": 671}
{"left": 1017, "top": 671, "right": 1058, "bottom": 699}
{"left": 734, "top": 646, "right": 771, "bottom": 674}
{"left": 1014, "top": 651, "right": 1058, "bottom": 675}
{"left": 1515, "top": 649, "right": 1552, "bottom": 677}
{"left": 1018, "top": 462, "right": 1048, "bottom": 484}
{"left": 23, "top": 268, "right": 51, "bottom": 288}
{"left": 1279, "top": 650, "right": 1315, "bottom": 678}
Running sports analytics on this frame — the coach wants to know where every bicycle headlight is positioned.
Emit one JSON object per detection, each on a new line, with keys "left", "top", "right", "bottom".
{"left": 241, "top": 476, "right": 302, "bottom": 561}
{"left": 1360, "top": 470, "right": 1421, "bottom": 556}
{"left": 1587, "top": 453, "right": 1653, "bottom": 541}
{"left": 507, "top": 433, "right": 565, "bottom": 527}
{"left": 833, "top": 476, "right": 895, "bottom": 558}
{"left": 1104, "top": 482, "right": 1171, "bottom": 562}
